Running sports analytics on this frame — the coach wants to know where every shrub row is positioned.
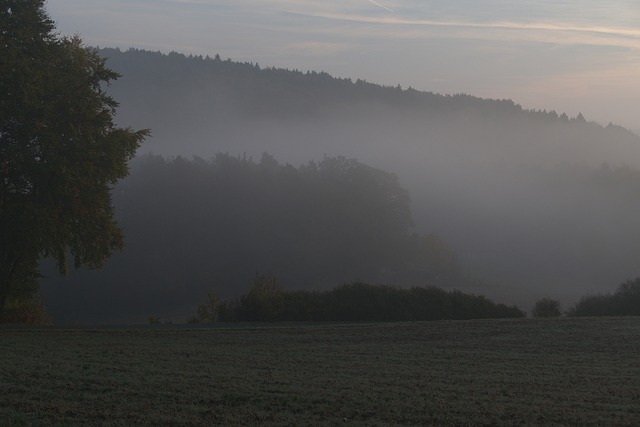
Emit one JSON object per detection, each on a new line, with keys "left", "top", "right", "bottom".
{"left": 567, "top": 278, "right": 640, "bottom": 316}
{"left": 192, "top": 277, "right": 525, "bottom": 323}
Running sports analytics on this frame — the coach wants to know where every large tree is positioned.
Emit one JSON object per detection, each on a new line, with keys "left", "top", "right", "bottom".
{"left": 0, "top": 1, "right": 148, "bottom": 313}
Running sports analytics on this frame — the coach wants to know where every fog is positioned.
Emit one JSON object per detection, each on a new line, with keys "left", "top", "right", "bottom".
{"left": 141, "top": 113, "right": 640, "bottom": 301}
{"left": 40, "top": 49, "right": 640, "bottom": 322}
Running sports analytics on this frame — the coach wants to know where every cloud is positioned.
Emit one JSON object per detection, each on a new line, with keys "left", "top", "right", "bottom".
{"left": 366, "top": 0, "right": 394, "bottom": 13}
{"left": 45, "top": 0, "right": 640, "bottom": 129}
{"left": 286, "top": 10, "right": 640, "bottom": 50}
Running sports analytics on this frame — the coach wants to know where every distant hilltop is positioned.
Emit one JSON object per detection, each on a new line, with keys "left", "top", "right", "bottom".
{"left": 99, "top": 47, "right": 636, "bottom": 135}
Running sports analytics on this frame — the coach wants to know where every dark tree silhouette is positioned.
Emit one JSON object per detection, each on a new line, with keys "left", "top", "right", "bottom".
{"left": 568, "top": 278, "right": 640, "bottom": 317}
{"left": 532, "top": 297, "right": 562, "bottom": 318}
{"left": 211, "top": 281, "right": 525, "bottom": 322}
{"left": 0, "top": 1, "right": 147, "bottom": 318}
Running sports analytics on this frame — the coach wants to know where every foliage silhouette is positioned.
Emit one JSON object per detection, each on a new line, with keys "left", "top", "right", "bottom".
{"left": 92, "top": 46, "right": 640, "bottom": 310}
{"left": 0, "top": 2, "right": 147, "bottom": 318}
{"left": 568, "top": 278, "right": 640, "bottom": 317}
{"left": 532, "top": 298, "right": 562, "bottom": 318}
{"left": 212, "top": 280, "right": 524, "bottom": 322}
{"left": 42, "top": 153, "right": 463, "bottom": 323}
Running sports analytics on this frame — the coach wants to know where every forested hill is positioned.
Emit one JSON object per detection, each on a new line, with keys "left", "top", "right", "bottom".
{"left": 39, "top": 47, "right": 640, "bottom": 321}
{"left": 101, "top": 48, "right": 640, "bottom": 301}
{"left": 100, "top": 47, "right": 640, "bottom": 172}
{"left": 40, "top": 154, "right": 461, "bottom": 323}
{"left": 102, "top": 47, "right": 534, "bottom": 119}
{"left": 102, "top": 47, "right": 636, "bottom": 136}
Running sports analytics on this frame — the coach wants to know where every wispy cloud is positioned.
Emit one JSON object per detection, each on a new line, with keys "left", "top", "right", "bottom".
{"left": 45, "top": 0, "right": 640, "bottom": 128}
{"left": 288, "top": 10, "right": 640, "bottom": 49}
{"left": 366, "top": 0, "right": 394, "bottom": 13}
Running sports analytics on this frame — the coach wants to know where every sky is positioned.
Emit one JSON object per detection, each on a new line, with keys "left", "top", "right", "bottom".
{"left": 46, "top": 0, "right": 640, "bottom": 131}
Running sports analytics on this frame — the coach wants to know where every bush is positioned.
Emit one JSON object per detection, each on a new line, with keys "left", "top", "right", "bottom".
{"left": 199, "top": 279, "right": 525, "bottom": 322}
{"left": 615, "top": 278, "right": 640, "bottom": 315}
{"left": 532, "top": 297, "right": 562, "bottom": 318}
{"left": 193, "top": 292, "right": 220, "bottom": 323}
{"left": 568, "top": 277, "right": 640, "bottom": 317}
{"left": 237, "top": 275, "right": 284, "bottom": 321}
{"left": 566, "top": 293, "right": 616, "bottom": 317}
{"left": 0, "top": 298, "right": 51, "bottom": 325}
{"left": 148, "top": 316, "right": 162, "bottom": 324}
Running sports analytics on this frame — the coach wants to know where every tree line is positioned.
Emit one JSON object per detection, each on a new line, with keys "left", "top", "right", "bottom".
{"left": 38, "top": 153, "right": 640, "bottom": 323}
{"left": 530, "top": 277, "right": 640, "bottom": 318}
{"left": 566, "top": 278, "right": 640, "bottom": 317}
{"left": 189, "top": 275, "right": 525, "bottom": 323}
{"left": 99, "top": 45, "right": 640, "bottom": 306}
{"left": 193, "top": 275, "right": 640, "bottom": 323}
{"left": 101, "top": 47, "right": 623, "bottom": 127}
{"left": 40, "top": 153, "right": 462, "bottom": 323}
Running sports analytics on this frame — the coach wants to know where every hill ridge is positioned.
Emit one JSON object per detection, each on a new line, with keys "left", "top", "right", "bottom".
{"left": 99, "top": 47, "right": 636, "bottom": 135}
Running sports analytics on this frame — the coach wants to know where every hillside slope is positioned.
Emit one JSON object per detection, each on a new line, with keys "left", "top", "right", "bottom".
{"left": 41, "top": 48, "right": 640, "bottom": 320}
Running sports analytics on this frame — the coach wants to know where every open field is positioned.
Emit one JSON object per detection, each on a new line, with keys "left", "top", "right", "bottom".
{"left": 1, "top": 317, "right": 640, "bottom": 426}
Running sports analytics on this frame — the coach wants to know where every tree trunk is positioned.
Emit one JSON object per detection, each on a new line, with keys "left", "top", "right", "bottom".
{"left": 0, "top": 250, "right": 22, "bottom": 312}
{"left": 0, "top": 255, "right": 15, "bottom": 312}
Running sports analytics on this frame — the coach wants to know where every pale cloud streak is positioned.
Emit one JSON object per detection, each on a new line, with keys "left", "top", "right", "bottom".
{"left": 367, "top": 0, "right": 394, "bottom": 13}
{"left": 286, "top": 10, "right": 640, "bottom": 49}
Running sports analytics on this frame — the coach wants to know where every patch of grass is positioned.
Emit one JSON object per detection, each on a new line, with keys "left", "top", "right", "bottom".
{"left": 1, "top": 318, "right": 640, "bottom": 425}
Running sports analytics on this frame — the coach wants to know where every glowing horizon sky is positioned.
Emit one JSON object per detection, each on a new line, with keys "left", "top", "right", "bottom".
{"left": 46, "top": 0, "right": 640, "bottom": 130}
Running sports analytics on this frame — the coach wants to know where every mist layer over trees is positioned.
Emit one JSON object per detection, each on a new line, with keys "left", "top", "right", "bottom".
{"left": 40, "top": 48, "right": 640, "bottom": 321}
{"left": 41, "top": 154, "right": 460, "bottom": 323}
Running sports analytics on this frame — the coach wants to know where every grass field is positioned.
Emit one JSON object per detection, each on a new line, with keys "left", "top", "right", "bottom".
{"left": 1, "top": 317, "right": 639, "bottom": 426}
